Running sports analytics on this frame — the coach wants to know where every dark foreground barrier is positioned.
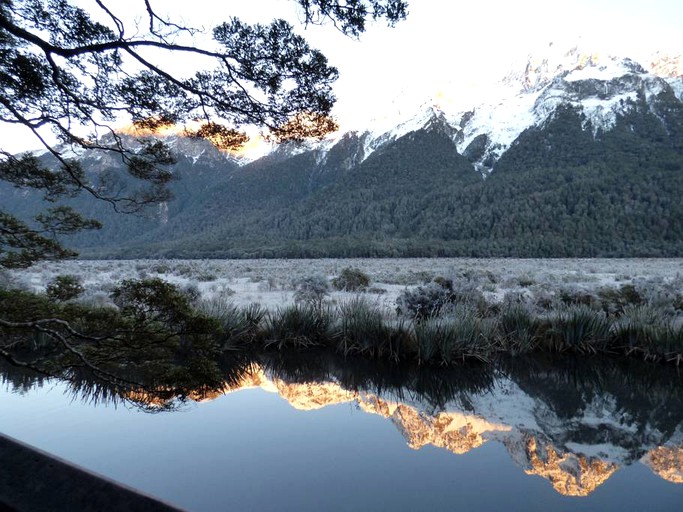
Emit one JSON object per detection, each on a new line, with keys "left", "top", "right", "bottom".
{"left": 0, "top": 433, "right": 184, "bottom": 512}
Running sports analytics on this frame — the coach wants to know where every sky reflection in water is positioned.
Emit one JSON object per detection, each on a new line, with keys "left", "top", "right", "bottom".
{"left": 1, "top": 354, "right": 683, "bottom": 511}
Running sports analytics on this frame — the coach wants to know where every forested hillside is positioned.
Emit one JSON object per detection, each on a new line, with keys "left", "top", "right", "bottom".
{"left": 3, "top": 82, "right": 683, "bottom": 259}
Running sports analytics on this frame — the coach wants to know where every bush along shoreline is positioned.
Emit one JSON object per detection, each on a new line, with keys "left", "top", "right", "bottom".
{"left": 2, "top": 269, "right": 683, "bottom": 372}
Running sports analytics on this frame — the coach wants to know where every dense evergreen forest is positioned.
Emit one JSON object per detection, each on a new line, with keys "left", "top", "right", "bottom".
{"left": 3, "top": 92, "right": 683, "bottom": 259}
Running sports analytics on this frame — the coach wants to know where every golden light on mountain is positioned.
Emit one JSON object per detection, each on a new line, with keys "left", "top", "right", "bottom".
{"left": 642, "top": 447, "right": 683, "bottom": 484}
{"left": 390, "top": 405, "right": 512, "bottom": 455}
{"left": 121, "top": 367, "right": 682, "bottom": 499}
{"left": 115, "top": 118, "right": 252, "bottom": 154}
{"left": 273, "top": 380, "right": 357, "bottom": 411}
{"left": 116, "top": 117, "right": 184, "bottom": 138}
{"left": 523, "top": 437, "right": 618, "bottom": 497}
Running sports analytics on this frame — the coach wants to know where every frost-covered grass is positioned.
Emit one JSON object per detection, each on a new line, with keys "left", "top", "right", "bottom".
{"left": 4, "top": 258, "right": 683, "bottom": 364}
{"left": 6, "top": 258, "right": 682, "bottom": 312}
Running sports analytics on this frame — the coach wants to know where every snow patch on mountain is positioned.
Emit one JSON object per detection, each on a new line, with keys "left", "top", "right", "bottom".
{"left": 468, "top": 377, "right": 541, "bottom": 431}
{"left": 456, "top": 87, "right": 540, "bottom": 170}
{"left": 563, "top": 57, "right": 638, "bottom": 82}
{"left": 358, "top": 104, "right": 452, "bottom": 161}
{"left": 565, "top": 442, "right": 633, "bottom": 461}
{"left": 666, "top": 78, "right": 683, "bottom": 101}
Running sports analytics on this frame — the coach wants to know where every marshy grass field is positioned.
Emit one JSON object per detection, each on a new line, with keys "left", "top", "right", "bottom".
{"left": 3, "top": 258, "right": 683, "bottom": 365}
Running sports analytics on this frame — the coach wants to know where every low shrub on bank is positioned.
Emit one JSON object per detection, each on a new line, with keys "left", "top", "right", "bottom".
{"left": 293, "top": 275, "right": 330, "bottom": 310}
{"left": 396, "top": 278, "right": 488, "bottom": 320}
{"left": 332, "top": 267, "right": 370, "bottom": 292}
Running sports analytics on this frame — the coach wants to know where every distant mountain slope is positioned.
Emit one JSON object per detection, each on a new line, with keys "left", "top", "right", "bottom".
{"left": 3, "top": 50, "right": 683, "bottom": 258}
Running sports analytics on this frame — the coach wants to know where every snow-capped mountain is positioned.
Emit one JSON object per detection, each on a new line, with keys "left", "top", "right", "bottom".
{"left": 338, "top": 47, "right": 683, "bottom": 175}
{"left": 7, "top": 45, "right": 683, "bottom": 259}
{"left": 41, "top": 46, "right": 681, "bottom": 177}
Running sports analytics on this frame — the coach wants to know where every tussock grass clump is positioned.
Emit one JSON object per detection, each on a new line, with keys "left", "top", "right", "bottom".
{"left": 498, "top": 304, "right": 541, "bottom": 353}
{"left": 545, "top": 305, "right": 611, "bottom": 353}
{"left": 337, "top": 297, "right": 394, "bottom": 357}
{"left": 265, "top": 305, "right": 335, "bottom": 349}
{"left": 414, "top": 306, "right": 495, "bottom": 364}
{"left": 611, "top": 305, "right": 683, "bottom": 362}
{"left": 198, "top": 298, "right": 265, "bottom": 348}
{"left": 645, "top": 324, "right": 683, "bottom": 364}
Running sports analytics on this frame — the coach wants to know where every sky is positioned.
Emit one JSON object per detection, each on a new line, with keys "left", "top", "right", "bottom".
{"left": 165, "top": 0, "right": 683, "bottom": 130}
{"left": 3, "top": 0, "right": 683, "bottom": 152}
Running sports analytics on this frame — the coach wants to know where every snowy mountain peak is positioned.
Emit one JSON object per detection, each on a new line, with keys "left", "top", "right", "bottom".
{"left": 502, "top": 46, "right": 648, "bottom": 94}
{"left": 357, "top": 101, "right": 454, "bottom": 161}
{"left": 649, "top": 52, "right": 683, "bottom": 78}
{"left": 452, "top": 48, "right": 683, "bottom": 174}
{"left": 347, "top": 46, "right": 683, "bottom": 175}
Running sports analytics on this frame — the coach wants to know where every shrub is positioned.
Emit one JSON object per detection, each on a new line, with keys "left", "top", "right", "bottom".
{"left": 517, "top": 274, "right": 536, "bottom": 288}
{"left": 196, "top": 272, "right": 218, "bottom": 282}
{"left": 150, "top": 263, "right": 171, "bottom": 274}
{"left": 111, "top": 278, "right": 195, "bottom": 326}
{"left": 45, "top": 275, "right": 84, "bottom": 302}
{"left": 332, "top": 267, "right": 370, "bottom": 291}
{"left": 181, "top": 282, "right": 202, "bottom": 304}
{"left": 597, "top": 284, "right": 642, "bottom": 315}
{"left": 396, "top": 282, "right": 452, "bottom": 320}
{"left": 397, "top": 279, "right": 489, "bottom": 320}
{"left": 367, "top": 287, "right": 387, "bottom": 295}
{"left": 633, "top": 276, "right": 683, "bottom": 316}
{"left": 432, "top": 276, "right": 453, "bottom": 290}
{"left": 293, "top": 275, "right": 330, "bottom": 309}
{"left": 558, "top": 287, "right": 599, "bottom": 309}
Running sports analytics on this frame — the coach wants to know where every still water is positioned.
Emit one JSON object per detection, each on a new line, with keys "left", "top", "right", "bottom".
{"left": 2, "top": 354, "right": 683, "bottom": 511}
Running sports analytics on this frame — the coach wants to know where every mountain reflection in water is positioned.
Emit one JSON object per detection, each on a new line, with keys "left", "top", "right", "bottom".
{"left": 1, "top": 352, "right": 682, "bottom": 498}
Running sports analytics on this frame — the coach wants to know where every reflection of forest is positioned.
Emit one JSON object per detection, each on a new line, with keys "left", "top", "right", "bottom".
{"left": 1, "top": 353, "right": 682, "bottom": 496}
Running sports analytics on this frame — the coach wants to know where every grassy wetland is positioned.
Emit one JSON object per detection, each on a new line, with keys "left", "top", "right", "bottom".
{"left": 2, "top": 258, "right": 682, "bottom": 374}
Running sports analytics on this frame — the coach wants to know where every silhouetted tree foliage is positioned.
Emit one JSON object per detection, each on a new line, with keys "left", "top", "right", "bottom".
{"left": 0, "top": 0, "right": 408, "bottom": 269}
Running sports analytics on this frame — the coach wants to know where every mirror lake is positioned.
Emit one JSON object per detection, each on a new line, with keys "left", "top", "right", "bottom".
{"left": 2, "top": 353, "right": 682, "bottom": 511}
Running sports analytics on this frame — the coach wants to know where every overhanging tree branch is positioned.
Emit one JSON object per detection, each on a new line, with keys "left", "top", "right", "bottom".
{"left": 0, "top": 0, "right": 407, "bottom": 269}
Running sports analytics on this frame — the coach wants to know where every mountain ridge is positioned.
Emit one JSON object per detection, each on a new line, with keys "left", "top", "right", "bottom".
{"left": 3, "top": 47, "right": 683, "bottom": 258}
